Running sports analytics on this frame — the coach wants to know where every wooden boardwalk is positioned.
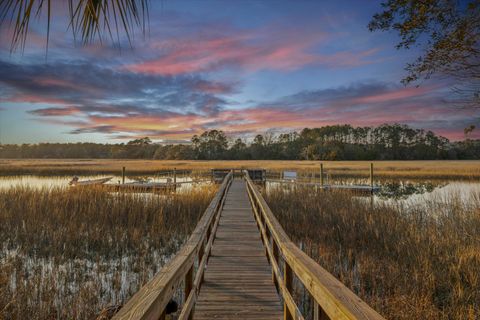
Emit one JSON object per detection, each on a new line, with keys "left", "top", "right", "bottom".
{"left": 194, "top": 179, "right": 283, "bottom": 319}
{"left": 113, "top": 171, "right": 385, "bottom": 320}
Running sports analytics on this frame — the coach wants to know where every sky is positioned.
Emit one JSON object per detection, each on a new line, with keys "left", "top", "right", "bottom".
{"left": 0, "top": 0, "right": 478, "bottom": 144}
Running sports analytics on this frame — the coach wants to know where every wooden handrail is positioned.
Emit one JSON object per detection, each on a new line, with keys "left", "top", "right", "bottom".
{"left": 113, "top": 171, "right": 233, "bottom": 320}
{"left": 245, "top": 172, "right": 385, "bottom": 320}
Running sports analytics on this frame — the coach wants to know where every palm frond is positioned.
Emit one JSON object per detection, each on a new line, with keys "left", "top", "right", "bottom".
{"left": 0, "top": 0, "right": 149, "bottom": 53}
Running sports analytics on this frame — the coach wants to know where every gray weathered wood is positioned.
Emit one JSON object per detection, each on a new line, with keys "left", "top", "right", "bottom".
{"left": 245, "top": 173, "right": 385, "bottom": 320}
{"left": 112, "top": 172, "right": 232, "bottom": 320}
{"left": 194, "top": 180, "right": 283, "bottom": 319}
{"left": 115, "top": 170, "right": 385, "bottom": 320}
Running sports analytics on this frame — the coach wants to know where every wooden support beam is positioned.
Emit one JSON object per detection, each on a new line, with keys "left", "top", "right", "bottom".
{"left": 272, "top": 241, "right": 279, "bottom": 291}
{"left": 284, "top": 262, "right": 293, "bottom": 320}
{"left": 159, "top": 310, "right": 166, "bottom": 320}
{"left": 184, "top": 266, "right": 193, "bottom": 320}
{"left": 314, "top": 301, "right": 320, "bottom": 320}
{"left": 314, "top": 301, "right": 329, "bottom": 320}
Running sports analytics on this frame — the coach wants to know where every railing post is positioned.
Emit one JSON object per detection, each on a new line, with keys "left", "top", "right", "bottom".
{"left": 198, "top": 241, "right": 205, "bottom": 263}
{"left": 185, "top": 265, "right": 194, "bottom": 320}
{"left": 284, "top": 262, "right": 293, "bottom": 320}
{"left": 265, "top": 227, "right": 271, "bottom": 263}
{"left": 159, "top": 310, "right": 166, "bottom": 320}
{"left": 206, "top": 225, "right": 211, "bottom": 241}
{"left": 198, "top": 240, "right": 205, "bottom": 282}
{"left": 314, "top": 300, "right": 329, "bottom": 320}
{"left": 272, "top": 241, "right": 279, "bottom": 291}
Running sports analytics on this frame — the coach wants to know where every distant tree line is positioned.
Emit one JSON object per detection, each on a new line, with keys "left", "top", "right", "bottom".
{"left": 1, "top": 124, "right": 479, "bottom": 160}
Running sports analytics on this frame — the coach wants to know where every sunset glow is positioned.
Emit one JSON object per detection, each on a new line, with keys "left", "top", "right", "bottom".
{"left": 0, "top": 1, "right": 478, "bottom": 143}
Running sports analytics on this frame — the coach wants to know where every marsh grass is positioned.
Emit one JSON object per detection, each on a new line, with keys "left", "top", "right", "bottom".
{"left": 0, "top": 185, "right": 216, "bottom": 319}
{"left": 1, "top": 159, "right": 480, "bottom": 179}
{"left": 265, "top": 186, "right": 480, "bottom": 319}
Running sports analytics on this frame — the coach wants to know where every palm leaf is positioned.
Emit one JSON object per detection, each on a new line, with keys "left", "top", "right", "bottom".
{"left": 0, "top": 0, "right": 149, "bottom": 52}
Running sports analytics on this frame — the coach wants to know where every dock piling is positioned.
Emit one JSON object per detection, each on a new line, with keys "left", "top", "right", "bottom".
{"left": 320, "top": 163, "right": 324, "bottom": 186}
{"left": 370, "top": 163, "right": 374, "bottom": 187}
{"left": 122, "top": 166, "right": 126, "bottom": 184}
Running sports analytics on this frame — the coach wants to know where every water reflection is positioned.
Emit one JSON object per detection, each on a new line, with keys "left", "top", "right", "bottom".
{"left": 265, "top": 178, "right": 447, "bottom": 199}
{"left": 0, "top": 174, "right": 212, "bottom": 194}
{"left": 376, "top": 181, "right": 446, "bottom": 200}
{"left": 265, "top": 177, "right": 480, "bottom": 205}
{"left": 375, "top": 181, "right": 480, "bottom": 208}
{"left": 1, "top": 175, "right": 479, "bottom": 204}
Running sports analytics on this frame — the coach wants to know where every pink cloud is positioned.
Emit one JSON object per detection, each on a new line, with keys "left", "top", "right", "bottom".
{"left": 434, "top": 128, "right": 480, "bottom": 140}
{"left": 2, "top": 93, "right": 71, "bottom": 106}
{"left": 29, "top": 106, "right": 80, "bottom": 116}
{"left": 352, "top": 86, "right": 433, "bottom": 104}
{"left": 193, "top": 81, "right": 235, "bottom": 94}
{"left": 34, "top": 78, "right": 78, "bottom": 90}
{"left": 38, "top": 99, "right": 474, "bottom": 141}
{"left": 32, "top": 82, "right": 474, "bottom": 141}
{"left": 124, "top": 26, "right": 378, "bottom": 75}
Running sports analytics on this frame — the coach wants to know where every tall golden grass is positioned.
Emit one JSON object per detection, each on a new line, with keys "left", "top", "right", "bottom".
{"left": 1, "top": 159, "right": 480, "bottom": 179}
{"left": 0, "top": 185, "right": 216, "bottom": 319}
{"left": 265, "top": 186, "right": 480, "bottom": 319}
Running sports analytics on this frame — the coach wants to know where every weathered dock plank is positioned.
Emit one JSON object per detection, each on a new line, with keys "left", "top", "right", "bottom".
{"left": 114, "top": 171, "right": 385, "bottom": 320}
{"left": 194, "top": 179, "right": 282, "bottom": 319}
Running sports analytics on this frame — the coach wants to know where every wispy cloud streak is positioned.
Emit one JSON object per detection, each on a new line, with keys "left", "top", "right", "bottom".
{"left": 125, "top": 25, "right": 378, "bottom": 75}
{"left": 3, "top": 57, "right": 474, "bottom": 141}
{"left": 0, "top": 3, "right": 476, "bottom": 143}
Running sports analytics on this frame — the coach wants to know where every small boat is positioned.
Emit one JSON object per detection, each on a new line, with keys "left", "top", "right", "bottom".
{"left": 69, "top": 177, "right": 112, "bottom": 186}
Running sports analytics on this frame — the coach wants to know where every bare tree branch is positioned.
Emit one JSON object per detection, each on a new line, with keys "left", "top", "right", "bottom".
{"left": 369, "top": 0, "right": 480, "bottom": 109}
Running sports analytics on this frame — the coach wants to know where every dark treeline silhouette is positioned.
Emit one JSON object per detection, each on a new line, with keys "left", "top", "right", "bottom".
{"left": 1, "top": 124, "right": 479, "bottom": 160}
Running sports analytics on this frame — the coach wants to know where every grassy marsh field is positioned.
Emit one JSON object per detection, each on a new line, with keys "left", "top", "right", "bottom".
{"left": 265, "top": 186, "right": 480, "bottom": 319}
{"left": 0, "top": 160, "right": 479, "bottom": 319}
{"left": 0, "top": 185, "right": 216, "bottom": 319}
{"left": 1, "top": 159, "right": 480, "bottom": 179}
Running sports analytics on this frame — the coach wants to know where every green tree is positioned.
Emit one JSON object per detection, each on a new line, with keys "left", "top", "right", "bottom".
{"left": 250, "top": 134, "right": 266, "bottom": 159}
{"left": 156, "top": 144, "right": 194, "bottom": 160}
{"left": 127, "top": 137, "right": 151, "bottom": 145}
{"left": 229, "top": 138, "right": 248, "bottom": 159}
{"left": 192, "top": 130, "right": 228, "bottom": 160}
{"left": 464, "top": 124, "right": 476, "bottom": 138}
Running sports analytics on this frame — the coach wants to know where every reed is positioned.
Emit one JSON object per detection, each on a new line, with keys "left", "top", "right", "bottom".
{"left": 265, "top": 186, "right": 480, "bottom": 319}
{"left": 1, "top": 159, "right": 480, "bottom": 179}
{"left": 0, "top": 185, "right": 216, "bottom": 319}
